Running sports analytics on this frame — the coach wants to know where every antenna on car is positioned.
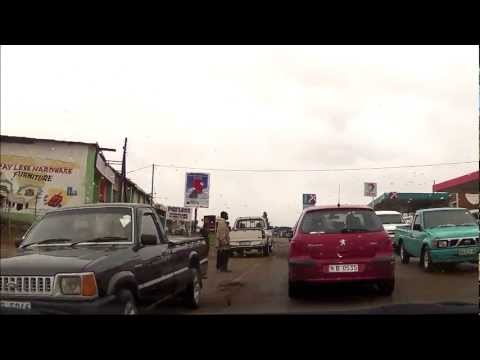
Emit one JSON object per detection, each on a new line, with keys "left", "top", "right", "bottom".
{"left": 337, "top": 184, "right": 341, "bottom": 207}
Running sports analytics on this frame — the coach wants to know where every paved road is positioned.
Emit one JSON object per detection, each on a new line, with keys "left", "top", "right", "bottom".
{"left": 152, "top": 237, "right": 478, "bottom": 314}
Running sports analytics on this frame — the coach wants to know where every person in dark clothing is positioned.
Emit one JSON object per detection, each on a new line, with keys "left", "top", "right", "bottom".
{"left": 216, "top": 211, "right": 231, "bottom": 272}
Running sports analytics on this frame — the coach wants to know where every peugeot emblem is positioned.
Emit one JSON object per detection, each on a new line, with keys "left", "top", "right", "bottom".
{"left": 339, "top": 239, "right": 347, "bottom": 247}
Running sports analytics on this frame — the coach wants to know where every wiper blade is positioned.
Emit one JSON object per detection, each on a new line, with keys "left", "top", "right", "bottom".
{"left": 22, "top": 238, "right": 73, "bottom": 248}
{"left": 70, "top": 236, "right": 128, "bottom": 247}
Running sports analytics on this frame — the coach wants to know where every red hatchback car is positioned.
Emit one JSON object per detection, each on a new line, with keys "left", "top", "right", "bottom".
{"left": 288, "top": 205, "right": 395, "bottom": 298}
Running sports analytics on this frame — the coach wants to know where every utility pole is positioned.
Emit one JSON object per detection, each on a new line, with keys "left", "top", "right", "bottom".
{"left": 121, "top": 137, "right": 128, "bottom": 202}
{"left": 150, "top": 164, "right": 155, "bottom": 205}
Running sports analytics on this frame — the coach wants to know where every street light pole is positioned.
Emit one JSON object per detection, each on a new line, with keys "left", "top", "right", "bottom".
{"left": 150, "top": 164, "right": 155, "bottom": 205}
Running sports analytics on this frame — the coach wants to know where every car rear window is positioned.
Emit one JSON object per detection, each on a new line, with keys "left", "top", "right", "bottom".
{"left": 300, "top": 209, "right": 384, "bottom": 234}
{"left": 236, "top": 219, "right": 264, "bottom": 229}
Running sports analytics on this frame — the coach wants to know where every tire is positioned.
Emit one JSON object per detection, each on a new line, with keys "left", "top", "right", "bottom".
{"left": 288, "top": 281, "right": 302, "bottom": 299}
{"left": 420, "top": 247, "right": 435, "bottom": 272}
{"left": 377, "top": 279, "right": 395, "bottom": 296}
{"left": 183, "top": 268, "right": 201, "bottom": 309}
{"left": 116, "top": 289, "right": 139, "bottom": 315}
{"left": 400, "top": 242, "right": 410, "bottom": 264}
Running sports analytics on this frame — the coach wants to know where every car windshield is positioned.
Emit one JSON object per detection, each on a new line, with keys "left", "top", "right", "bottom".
{"left": 424, "top": 210, "right": 478, "bottom": 229}
{"left": 300, "top": 209, "right": 384, "bottom": 234}
{"left": 1, "top": 45, "right": 478, "bottom": 315}
{"left": 21, "top": 208, "right": 133, "bottom": 247}
{"left": 377, "top": 214, "right": 404, "bottom": 224}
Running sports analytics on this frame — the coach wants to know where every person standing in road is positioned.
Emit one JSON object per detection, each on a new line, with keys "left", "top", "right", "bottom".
{"left": 216, "top": 211, "right": 231, "bottom": 272}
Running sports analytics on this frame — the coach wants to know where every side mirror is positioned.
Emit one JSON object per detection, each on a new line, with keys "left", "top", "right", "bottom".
{"left": 413, "top": 224, "right": 422, "bottom": 231}
{"left": 141, "top": 234, "right": 158, "bottom": 246}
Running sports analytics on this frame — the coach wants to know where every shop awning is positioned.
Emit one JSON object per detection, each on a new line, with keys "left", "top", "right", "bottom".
{"left": 432, "top": 170, "right": 479, "bottom": 193}
{"left": 368, "top": 192, "right": 450, "bottom": 213}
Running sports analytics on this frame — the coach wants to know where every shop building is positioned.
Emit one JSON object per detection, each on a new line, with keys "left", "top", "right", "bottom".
{"left": 0, "top": 135, "right": 152, "bottom": 224}
{"left": 432, "top": 170, "right": 479, "bottom": 209}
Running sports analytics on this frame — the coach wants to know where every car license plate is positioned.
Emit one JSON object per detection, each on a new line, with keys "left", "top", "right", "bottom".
{"left": 0, "top": 300, "right": 31, "bottom": 311}
{"left": 458, "top": 248, "right": 476, "bottom": 256}
{"left": 328, "top": 264, "right": 359, "bottom": 273}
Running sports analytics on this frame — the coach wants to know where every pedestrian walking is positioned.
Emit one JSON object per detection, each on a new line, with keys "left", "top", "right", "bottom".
{"left": 216, "top": 211, "right": 231, "bottom": 272}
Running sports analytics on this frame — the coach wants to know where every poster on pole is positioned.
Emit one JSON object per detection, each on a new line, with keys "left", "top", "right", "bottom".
{"left": 364, "top": 182, "right": 377, "bottom": 197}
{"left": 166, "top": 206, "right": 192, "bottom": 221}
{"left": 184, "top": 172, "right": 210, "bottom": 208}
{"left": 303, "top": 193, "right": 316, "bottom": 209}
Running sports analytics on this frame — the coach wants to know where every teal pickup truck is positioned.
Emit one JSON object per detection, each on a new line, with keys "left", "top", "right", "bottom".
{"left": 395, "top": 208, "right": 479, "bottom": 271}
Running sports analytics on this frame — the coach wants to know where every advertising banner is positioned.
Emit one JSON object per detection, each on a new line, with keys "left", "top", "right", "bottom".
{"left": 303, "top": 193, "right": 316, "bottom": 209}
{"left": 0, "top": 142, "right": 89, "bottom": 216}
{"left": 184, "top": 172, "right": 210, "bottom": 208}
{"left": 167, "top": 206, "right": 192, "bottom": 221}
{"left": 364, "top": 182, "right": 377, "bottom": 197}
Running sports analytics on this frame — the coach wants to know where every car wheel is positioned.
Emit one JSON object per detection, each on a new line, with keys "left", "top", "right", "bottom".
{"left": 400, "top": 243, "right": 410, "bottom": 264}
{"left": 184, "top": 268, "right": 201, "bottom": 309}
{"left": 262, "top": 244, "right": 270, "bottom": 257}
{"left": 117, "top": 289, "right": 139, "bottom": 315}
{"left": 377, "top": 279, "right": 395, "bottom": 296}
{"left": 420, "top": 247, "right": 434, "bottom": 272}
{"left": 288, "top": 281, "right": 302, "bottom": 299}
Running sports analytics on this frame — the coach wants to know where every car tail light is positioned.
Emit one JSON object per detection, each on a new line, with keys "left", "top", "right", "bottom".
{"left": 289, "top": 240, "right": 308, "bottom": 257}
{"left": 378, "top": 235, "right": 393, "bottom": 253}
{"left": 261, "top": 230, "right": 265, "bottom": 239}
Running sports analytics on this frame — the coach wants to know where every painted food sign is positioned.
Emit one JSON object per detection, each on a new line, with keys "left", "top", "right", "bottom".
{"left": 0, "top": 142, "right": 89, "bottom": 215}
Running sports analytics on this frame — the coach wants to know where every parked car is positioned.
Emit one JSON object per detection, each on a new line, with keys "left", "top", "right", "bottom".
{"left": 395, "top": 208, "right": 479, "bottom": 271}
{"left": 229, "top": 217, "right": 272, "bottom": 256}
{"left": 288, "top": 205, "right": 395, "bottom": 298}
{"left": 0, "top": 203, "right": 208, "bottom": 314}
{"left": 375, "top": 210, "right": 410, "bottom": 251}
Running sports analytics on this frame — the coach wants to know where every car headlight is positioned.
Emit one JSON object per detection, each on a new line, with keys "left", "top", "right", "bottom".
{"left": 435, "top": 240, "right": 449, "bottom": 248}
{"left": 55, "top": 273, "right": 98, "bottom": 297}
{"left": 60, "top": 276, "right": 81, "bottom": 295}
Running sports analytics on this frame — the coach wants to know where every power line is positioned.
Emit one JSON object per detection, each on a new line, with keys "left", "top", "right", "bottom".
{"left": 124, "top": 160, "right": 477, "bottom": 174}
{"left": 127, "top": 160, "right": 478, "bottom": 173}
{"left": 127, "top": 165, "right": 152, "bottom": 174}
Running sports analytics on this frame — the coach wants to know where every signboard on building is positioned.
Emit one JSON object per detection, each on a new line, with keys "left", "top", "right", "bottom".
{"left": 0, "top": 141, "right": 89, "bottom": 216}
{"left": 184, "top": 172, "right": 210, "bottom": 208}
{"left": 364, "top": 182, "right": 377, "bottom": 197}
{"left": 167, "top": 206, "right": 192, "bottom": 221}
{"left": 302, "top": 193, "right": 316, "bottom": 209}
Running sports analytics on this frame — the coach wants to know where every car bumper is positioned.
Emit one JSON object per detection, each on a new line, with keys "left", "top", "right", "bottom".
{"left": 430, "top": 246, "right": 479, "bottom": 264}
{"left": 230, "top": 244, "right": 266, "bottom": 251}
{"left": 0, "top": 295, "right": 117, "bottom": 315}
{"left": 288, "top": 255, "right": 395, "bottom": 283}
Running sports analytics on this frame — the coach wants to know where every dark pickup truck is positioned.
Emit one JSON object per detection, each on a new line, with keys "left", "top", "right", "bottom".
{"left": 0, "top": 203, "right": 208, "bottom": 314}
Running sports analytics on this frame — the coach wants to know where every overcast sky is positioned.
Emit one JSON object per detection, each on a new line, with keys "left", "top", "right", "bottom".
{"left": 1, "top": 45, "right": 478, "bottom": 226}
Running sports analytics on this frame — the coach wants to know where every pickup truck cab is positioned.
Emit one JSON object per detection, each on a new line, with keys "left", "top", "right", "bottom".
{"left": 395, "top": 207, "right": 479, "bottom": 271}
{"left": 229, "top": 217, "right": 272, "bottom": 256}
{"left": 0, "top": 203, "right": 208, "bottom": 314}
{"left": 375, "top": 210, "right": 410, "bottom": 251}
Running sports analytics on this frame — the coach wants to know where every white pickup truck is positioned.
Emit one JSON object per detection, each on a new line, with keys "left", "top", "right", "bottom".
{"left": 229, "top": 217, "right": 273, "bottom": 256}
